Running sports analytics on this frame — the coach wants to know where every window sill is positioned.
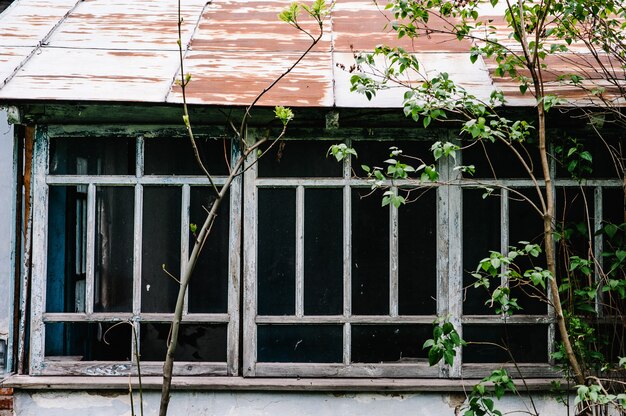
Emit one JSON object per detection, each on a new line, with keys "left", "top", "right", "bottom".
{"left": 3, "top": 375, "right": 563, "bottom": 392}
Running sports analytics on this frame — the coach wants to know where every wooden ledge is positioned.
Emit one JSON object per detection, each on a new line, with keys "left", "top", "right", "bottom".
{"left": 2, "top": 375, "right": 564, "bottom": 392}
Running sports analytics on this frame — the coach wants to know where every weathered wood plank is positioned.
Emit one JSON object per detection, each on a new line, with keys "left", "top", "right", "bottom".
{"left": 254, "top": 362, "right": 440, "bottom": 378}
{"left": 295, "top": 185, "right": 304, "bottom": 318}
{"left": 4, "top": 374, "right": 565, "bottom": 391}
{"left": 255, "top": 315, "right": 437, "bottom": 324}
{"left": 28, "top": 126, "right": 49, "bottom": 375}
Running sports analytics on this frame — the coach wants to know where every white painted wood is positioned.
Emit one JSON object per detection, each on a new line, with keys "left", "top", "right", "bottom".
{"left": 295, "top": 185, "right": 304, "bottom": 318}
{"left": 181, "top": 184, "right": 190, "bottom": 316}
{"left": 343, "top": 138, "right": 352, "bottom": 365}
{"left": 227, "top": 141, "right": 242, "bottom": 376}
{"left": 594, "top": 186, "right": 603, "bottom": 317}
{"left": 132, "top": 184, "right": 143, "bottom": 316}
{"left": 436, "top": 149, "right": 450, "bottom": 379}
{"left": 28, "top": 126, "right": 49, "bottom": 375}
{"left": 47, "top": 175, "right": 229, "bottom": 186}
{"left": 4, "top": 374, "right": 563, "bottom": 391}
{"left": 255, "top": 362, "right": 440, "bottom": 378}
{"left": 84, "top": 183, "right": 96, "bottom": 314}
{"left": 40, "top": 361, "right": 228, "bottom": 377}
{"left": 447, "top": 136, "right": 463, "bottom": 379}
{"left": 242, "top": 132, "right": 258, "bottom": 377}
{"left": 255, "top": 315, "right": 437, "bottom": 324}
{"left": 389, "top": 187, "right": 399, "bottom": 318}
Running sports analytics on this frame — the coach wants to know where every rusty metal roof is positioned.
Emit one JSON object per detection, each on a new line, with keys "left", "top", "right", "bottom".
{"left": 0, "top": 0, "right": 622, "bottom": 108}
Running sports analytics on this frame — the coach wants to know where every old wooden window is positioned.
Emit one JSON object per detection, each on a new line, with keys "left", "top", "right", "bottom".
{"left": 29, "top": 127, "right": 623, "bottom": 379}
{"left": 31, "top": 132, "right": 240, "bottom": 376}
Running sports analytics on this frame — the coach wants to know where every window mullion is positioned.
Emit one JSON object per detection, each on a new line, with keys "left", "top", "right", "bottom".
{"left": 594, "top": 186, "right": 604, "bottom": 317}
{"left": 227, "top": 141, "right": 242, "bottom": 376}
{"left": 181, "top": 184, "right": 190, "bottom": 315}
{"left": 500, "top": 187, "right": 509, "bottom": 321}
{"left": 343, "top": 137, "right": 352, "bottom": 366}
{"left": 132, "top": 136, "right": 144, "bottom": 317}
{"left": 446, "top": 132, "right": 462, "bottom": 378}
{"left": 84, "top": 183, "right": 96, "bottom": 314}
{"left": 295, "top": 185, "right": 305, "bottom": 318}
{"left": 29, "top": 126, "right": 49, "bottom": 374}
{"left": 390, "top": 186, "right": 399, "bottom": 318}
{"left": 243, "top": 131, "right": 258, "bottom": 377}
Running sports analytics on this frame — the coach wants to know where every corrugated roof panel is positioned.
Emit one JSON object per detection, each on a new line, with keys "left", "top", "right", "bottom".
{"left": 47, "top": 0, "right": 207, "bottom": 50}
{"left": 190, "top": 0, "right": 331, "bottom": 52}
{"left": 0, "top": 0, "right": 78, "bottom": 47}
{"left": 333, "top": 0, "right": 473, "bottom": 53}
{"left": 0, "top": 48, "right": 179, "bottom": 102}
{"left": 0, "top": 0, "right": 621, "bottom": 108}
{"left": 0, "top": 47, "right": 32, "bottom": 85}
{"left": 333, "top": 51, "right": 495, "bottom": 107}
{"left": 169, "top": 51, "right": 333, "bottom": 106}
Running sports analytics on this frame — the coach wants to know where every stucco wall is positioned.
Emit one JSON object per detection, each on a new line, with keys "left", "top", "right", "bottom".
{"left": 14, "top": 390, "right": 575, "bottom": 416}
{"left": 0, "top": 108, "right": 14, "bottom": 374}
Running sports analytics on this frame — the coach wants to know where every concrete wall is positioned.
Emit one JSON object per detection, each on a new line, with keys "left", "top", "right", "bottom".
{"left": 0, "top": 108, "right": 14, "bottom": 375}
{"left": 14, "top": 391, "right": 575, "bottom": 416}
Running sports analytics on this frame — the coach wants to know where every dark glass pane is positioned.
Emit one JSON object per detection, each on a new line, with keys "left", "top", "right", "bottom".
{"left": 463, "top": 324, "right": 548, "bottom": 363}
{"left": 352, "top": 325, "right": 431, "bottom": 363}
{"left": 94, "top": 187, "right": 134, "bottom": 312}
{"left": 257, "top": 325, "right": 342, "bottom": 363}
{"left": 140, "top": 323, "right": 227, "bottom": 362}
{"left": 258, "top": 141, "right": 342, "bottom": 177}
{"left": 398, "top": 189, "right": 437, "bottom": 315}
{"left": 144, "top": 137, "right": 230, "bottom": 176}
{"left": 462, "top": 139, "right": 540, "bottom": 179}
{"left": 463, "top": 189, "right": 501, "bottom": 315}
{"left": 142, "top": 187, "right": 181, "bottom": 313}
{"left": 304, "top": 188, "right": 343, "bottom": 315}
{"left": 49, "top": 137, "right": 134, "bottom": 175}
{"left": 602, "top": 188, "right": 625, "bottom": 315}
{"left": 508, "top": 188, "right": 547, "bottom": 314}
{"left": 45, "top": 322, "right": 131, "bottom": 361}
{"left": 556, "top": 187, "right": 593, "bottom": 258}
{"left": 188, "top": 187, "right": 229, "bottom": 313}
{"left": 46, "top": 186, "right": 87, "bottom": 313}
{"left": 258, "top": 188, "right": 296, "bottom": 315}
{"left": 352, "top": 189, "right": 389, "bottom": 315}
{"left": 555, "top": 134, "right": 623, "bottom": 179}
{"left": 353, "top": 140, "right": 432, "bottom": 178}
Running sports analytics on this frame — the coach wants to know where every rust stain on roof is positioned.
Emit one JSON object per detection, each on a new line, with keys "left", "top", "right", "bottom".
{"left": 0, "top": 0, "right": 622, "bottom": 108}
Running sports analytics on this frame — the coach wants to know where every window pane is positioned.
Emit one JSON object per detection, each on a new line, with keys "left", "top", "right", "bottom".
{"left": 49, "top": 137, "right": 134, "bottom": 175}
{"left": 144, "top": 137, "right": 230, "bottom": 176}
{"left": 94, "top": 187, "right": 134, "bottom": 312}
{"left": 258, "top": 141, "right": 342, "bottom": 177}
{"left": 555, "top": 135, "right": 623, "bottom": 179}
{"left": 398, "top": 189, "right": 437, "bottom": 315}
{"left": 304, "top": 188, "right": 343, "bottom": 315}
{"left": 140, "top": 323, "right": 227, "bottom": 362}
{"left": 463, "top": 324, "right": 548, "bottom": 363}
{"left": 508, "top": 188, "right": 547, "bottom": 314}
{"left": 603, "top": 187, "right": 625, "bottom": 315}
{"left": 258, "top": 188, "right": 296, "bottom": 315}
{"left": 352, "top": 189, "right": 389, "bottom": 315}
{"left": 353, "top": 140, "right": 432, "bottom": 178}
{"left": 142, "top": 187, "right": 181, "bottom": 313}
{"left": 257, "top": 325, "right": 343, "bottom": 363}
{"left": 462, "top": 140, "right": 541, "bottom": 179}
{"left": 352, "top": 325, "right": 431, "bottom": 363}
{"left": 47, "top": 186, "right": 87, "bottom": 313}
{"left": 463, "top": 189, "right": 500, "bottom": 315}
{"left": 45, "top": 322, "right": 131, "bottom": 361}
{"left": 188, "top": 187, "right": 230, "bottom": 314}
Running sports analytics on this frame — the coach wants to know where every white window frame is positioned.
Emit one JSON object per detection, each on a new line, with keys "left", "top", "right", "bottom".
{"left": 27, "top": 125, "right": 623, "bottom": 379}
{"left": 29, "top": 127, "right": 241, "bottom": 376}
